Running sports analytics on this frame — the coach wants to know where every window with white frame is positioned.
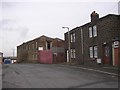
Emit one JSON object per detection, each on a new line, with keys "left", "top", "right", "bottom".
{"left": 93, "top": 25, "right": 97, "bottom": 37}
{"left": 89, "top": 27, "right": 92, "bottom": 38}
{"left": 71, "top": 34, "right": 73, "bottom": 42}
{"left": 89, "top": 25, "right": 97, "bottom": 38}
{"left": 105, "top": 46, "right": 109, "bottom": 56}
{"left": 89, "top": 47, "right": 93, "bottom": 58}
{"left": 73, "top": 33, "right": 75, "bottom": 42}
{"left": 89, "top": 46, "right": 98, "bottom": 58}
{"left": 94, "top": 46, "right": 98, "bottom": 58}
{"left": 73, "top": 49, "right": 76, "bottom": 58}
{"left": 71, "top": 49, "right": 76, "bottom": 58}
{"left": 70, "top": 33, "right": 75, "bottom": 42}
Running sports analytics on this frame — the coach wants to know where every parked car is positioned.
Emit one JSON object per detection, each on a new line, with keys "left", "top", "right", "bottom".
{"left": 4, "top": 58, "right": 11, "bottom": 64}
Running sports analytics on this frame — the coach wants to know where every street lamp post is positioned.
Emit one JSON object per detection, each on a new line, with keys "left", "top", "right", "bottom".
{"left": 13, "top": 48, "right": 15, "bottom": 57}
{"left": 62, "top": 27, "right": 71, "bottom": 63}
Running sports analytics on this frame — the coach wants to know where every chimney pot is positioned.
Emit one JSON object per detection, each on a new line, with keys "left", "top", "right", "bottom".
{"left": 91, "top": 11, "right": 99, "bottom": 22}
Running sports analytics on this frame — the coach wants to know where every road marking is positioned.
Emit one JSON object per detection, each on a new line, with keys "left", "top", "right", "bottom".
{"left": 60, "top": 65, "right": 119, "bottom": 76}
{"left": 103, "top": 67, "right": 118, "bottom": 70}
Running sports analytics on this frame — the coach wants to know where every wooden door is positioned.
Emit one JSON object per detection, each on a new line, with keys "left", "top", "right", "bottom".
{"left": 103, "top": 46, "right": 110, "bottom": 64}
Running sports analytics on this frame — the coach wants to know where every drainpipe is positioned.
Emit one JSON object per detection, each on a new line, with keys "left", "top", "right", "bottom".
{"left": 81, "top": 27, "right": 84, "bottom": 64}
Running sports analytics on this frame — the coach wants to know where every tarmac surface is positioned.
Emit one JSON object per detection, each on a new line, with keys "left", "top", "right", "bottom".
{"left": 0, "top": 65, "right": 2, "bottom": 90}
{"left": 2, "top": 64, "right": 119, "bottom": 89}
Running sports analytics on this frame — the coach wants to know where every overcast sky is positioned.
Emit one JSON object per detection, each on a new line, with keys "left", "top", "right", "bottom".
{"left": 0, "top": 0, "right": 119, "bottom": 57}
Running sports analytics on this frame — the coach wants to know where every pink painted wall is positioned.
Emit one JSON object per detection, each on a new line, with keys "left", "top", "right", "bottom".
{"left": 114, "top": 48, "right": 119, "bottom": 66}
{"left": 38, "top": 50, "right": 52, "bottom": 64}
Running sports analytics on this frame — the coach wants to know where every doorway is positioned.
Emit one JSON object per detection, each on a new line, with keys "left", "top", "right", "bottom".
{"left": 103, "top": 45, "right": 111, "bottom": 64}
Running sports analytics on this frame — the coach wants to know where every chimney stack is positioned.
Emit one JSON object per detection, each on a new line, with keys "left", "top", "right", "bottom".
{"left": 91, "top": 11, "right": 99, "bottom": 23}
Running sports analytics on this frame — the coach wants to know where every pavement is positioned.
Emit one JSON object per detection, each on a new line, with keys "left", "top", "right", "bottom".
{"left": 61, "top": 63, "right": 119, "bottom": 76}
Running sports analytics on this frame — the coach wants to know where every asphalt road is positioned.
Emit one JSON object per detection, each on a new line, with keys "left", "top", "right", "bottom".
{"left": 2, "top": 64, "right": 118, "bottom": 88}
{"left": 0, "top": 65, "right": 2, "bottom": 90}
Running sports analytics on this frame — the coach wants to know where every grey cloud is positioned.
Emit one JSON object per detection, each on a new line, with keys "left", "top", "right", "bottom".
{"left": 2, "top": 2, "right": 14, "bottom": 10}
{"left": 1, "top": 19, "right": 15, "bottom": 25}
{"left": 0, "top": 37, "right": 3, "bottom": 39}
{"left": 0, "top": 19, "right": 16, "bottom": 31}
{"left": 18, "top": 26, "right": 29, "bottom": 37}
{"left": 0, "top": 19, "right": 29, "bottom": 37}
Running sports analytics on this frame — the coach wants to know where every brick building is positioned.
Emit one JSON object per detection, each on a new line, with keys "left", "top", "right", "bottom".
{"left": 17, "top": 35, "right": 65, "bottom": 63}
{"left": 65, "top": 11, "right": 120, "bottom": 66}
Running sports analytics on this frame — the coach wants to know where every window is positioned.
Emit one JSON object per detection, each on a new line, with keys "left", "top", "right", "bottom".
{"left": 73, "top": 33, "right": 75, "bottom": 42}
{"left": 94, "top": 46, "right": 98, "bottom": 58}
{"left": 71, "top": 49, "right": 76, "bottom": 58}
{"left": 38, "top": 47, "right": 43, "bottom": 51}
{"left": 89, "top": 27, "right": 92, "bottom": 38}
{"left": 89, "top": 47, "right": 93, "bottom": 58}
{"left": 71, "top": 34, "right": 73, "bottom": 42}
{"left": 89, "top": 46, "right": 98, "bottom": 58}
{"left": 73, "top": 49, "right": 76, "bottom": 58}
{"left": 47, "top": 42, "right": 51, "bottom": 49}
{"left": 89, "top": 25, "right": 97, "bottom": 38}
{"left": 70, "top": 33, "right": 75, "bottom": 42}
{"left": 46, "top": 41, "right": 52, "bottom": 50}
{"left": 105, "top": 46, "right": 109, "bottom": 56}
{"left": 93, "top": 25, "right": 97, "bottom": 37}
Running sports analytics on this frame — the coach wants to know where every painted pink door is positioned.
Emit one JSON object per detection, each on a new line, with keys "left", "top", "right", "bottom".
{"left": 114, "top": 48, "right": 119, "bottom": 66}
{"left": 38, "top": 50, "right": 52, "bottom": 64}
